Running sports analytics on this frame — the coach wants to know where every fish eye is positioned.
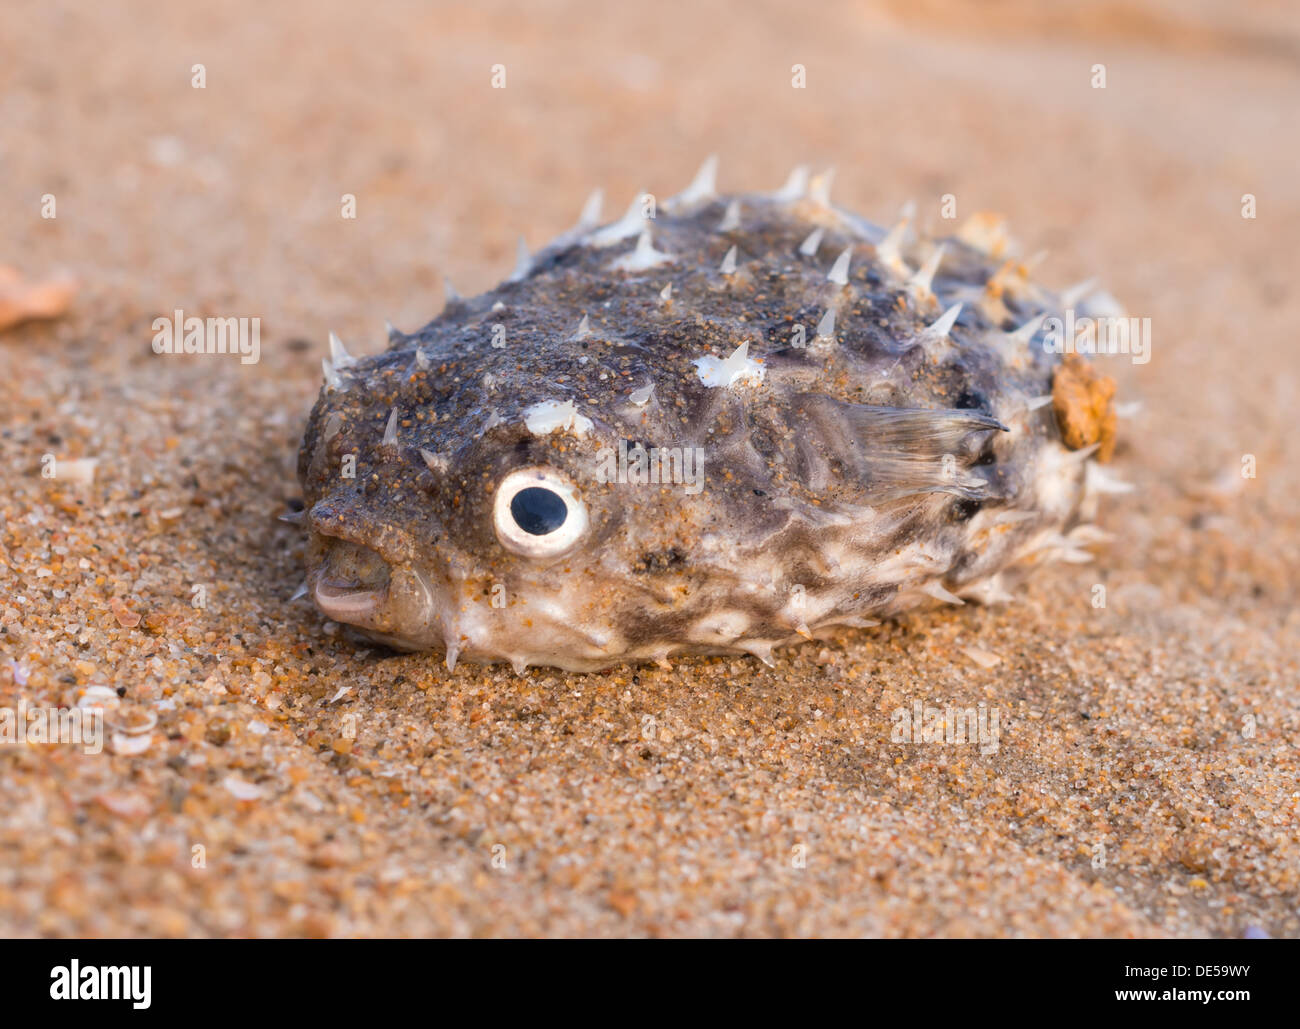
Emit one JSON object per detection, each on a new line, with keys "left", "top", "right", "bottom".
{"left": 493, "top": 467, "right": 589, "bottom": 558}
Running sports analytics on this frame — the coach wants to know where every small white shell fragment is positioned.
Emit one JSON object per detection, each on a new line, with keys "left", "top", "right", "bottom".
{"left": 55, "top": 458, "right": 98, "bottom": 484}
{"left": 628, "top": 383, "right": 655, "bottom": 406}
{"left": 523, "top": 398, "right": 594, "bottom": 436}
{"left": 420, "top": 448, "right": 450, "bottom": 473}
{"left": 77, "top": 685, "right": 120, "bottom": 710}
{"left": 961, "top": 645, "right": 1003, "bottom": 670}
{"left": 108, "top": 707, "right": 157, "bottom": 736}
{"left": 694, "top": 341, "right": 765, "bottom": 389}
{"left": 223, "top": 775, "right": 264, "bottom": 801}
{"left": 111, "top": 731, "right": 153, "bottom": 756}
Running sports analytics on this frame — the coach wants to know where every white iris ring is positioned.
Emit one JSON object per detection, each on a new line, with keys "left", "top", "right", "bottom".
{"left": 493, "top": 467, "right": 589, "bottom": 558}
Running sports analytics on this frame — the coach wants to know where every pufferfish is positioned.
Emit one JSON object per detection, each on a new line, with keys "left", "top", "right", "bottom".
{"left": 292, "top": 158, "right": 1129, "bottom": 673}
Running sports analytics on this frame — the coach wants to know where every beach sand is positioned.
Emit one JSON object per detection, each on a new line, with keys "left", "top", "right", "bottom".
{"left": 1, "top": 0, "right": 1296, "bottom": 936}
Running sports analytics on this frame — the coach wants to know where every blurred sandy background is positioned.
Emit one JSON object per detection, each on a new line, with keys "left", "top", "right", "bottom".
{"left": 1, "top": 0, "right": 1297, "bottom": 936}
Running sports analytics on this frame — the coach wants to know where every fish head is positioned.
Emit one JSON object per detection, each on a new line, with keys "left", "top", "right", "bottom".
{"left": 297, "top": 349, "right": 737, "bottom": 671}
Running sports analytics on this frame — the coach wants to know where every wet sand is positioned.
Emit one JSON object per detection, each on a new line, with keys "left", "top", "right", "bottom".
{"left": 0, "top": 0, "right": 1297, "bottom": 936}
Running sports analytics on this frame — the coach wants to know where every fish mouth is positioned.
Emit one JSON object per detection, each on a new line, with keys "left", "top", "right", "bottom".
{"left": 305, "top": 536, "right": 645, "bottom": 669}
{"left": 310, "top": 540, "right": 394, "bottom": 625}
{"left": 313, "top": 576, "right": 388, "bottom": 622}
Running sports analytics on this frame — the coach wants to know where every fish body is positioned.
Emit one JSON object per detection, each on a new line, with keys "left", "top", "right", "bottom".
{"left": 296, "top": 163, "right": 1121, "bottom": 672}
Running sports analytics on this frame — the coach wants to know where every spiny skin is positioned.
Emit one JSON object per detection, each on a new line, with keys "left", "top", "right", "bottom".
{"left": 296, "top": 167, "right": 1121, "bottom": 672}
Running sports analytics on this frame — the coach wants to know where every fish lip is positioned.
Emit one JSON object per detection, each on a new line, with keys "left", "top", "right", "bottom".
{"left": 313, "top": 577, "right": 389, "bottom": 621}
{"left": 307, "top": 503, "right": 418, "bottom": 567}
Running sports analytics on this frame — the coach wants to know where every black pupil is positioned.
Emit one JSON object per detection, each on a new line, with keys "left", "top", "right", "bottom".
{"left": 510, "top": 487, "right": 567, "bottom": 536}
